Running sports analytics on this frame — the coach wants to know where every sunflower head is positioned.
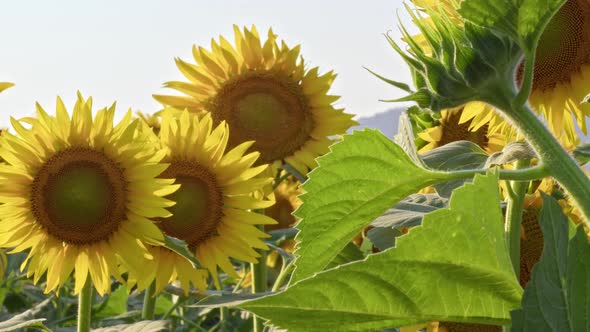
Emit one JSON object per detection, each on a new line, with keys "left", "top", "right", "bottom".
{"left": 154, "top": 25, "right": 356, "bottom": 175}
{"left": 140, "top": 109, "right": 277, "bottom": 289}
{"left": 0, "top": 93, "right": 178, "bottom": 295}
{"left": 416, "top": 107, "right": 506, "bottom": 153}
{"left": 264, "top": 174, "right": 302, "bottom": 231}
{"left": 136, "top": 110, "right": 162, "bottom": 135}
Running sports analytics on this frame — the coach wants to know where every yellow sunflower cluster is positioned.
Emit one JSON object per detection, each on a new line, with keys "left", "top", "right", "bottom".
{"left": 154, "top": 25, "right": 357, "bottom": 175}
{"left": 0, "top": 25, "right": 354, "bottom": 299}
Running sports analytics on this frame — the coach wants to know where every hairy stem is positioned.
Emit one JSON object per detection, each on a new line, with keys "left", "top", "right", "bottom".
{"left": 503, "top": 103, "right": 590, "bottom": 225}
{"left": 77, "top": 278, "right": 93, "bottom": 332}
{"left": 504, "top": 159, "right": 531, "bottom": 278}
{"left": 441, "top": 164, "right": 547, "bottom": 182}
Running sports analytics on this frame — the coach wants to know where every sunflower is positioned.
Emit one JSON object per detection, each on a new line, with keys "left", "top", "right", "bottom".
{"left": 140, "top": 109, "right": 277, "bottom": 289}
{"left": 0, "top": 93, "right": 178, "bottom": 295}
{"left": 136, "top": 111, "right": 162, "bottom": 135}
{"left": 412, "top": 0, "right": 590, "bottom": 148}
{"left": 154, "top": 25, "right": 357, "bottom": 175}
{"left": 264, "top": 174, "right": 302, "bottom": 231}
{"left": 0, "top": 83, "right": 13, "bottom": 93}
{"left": 417, "top": 107, "right": 506, "bottom": 153}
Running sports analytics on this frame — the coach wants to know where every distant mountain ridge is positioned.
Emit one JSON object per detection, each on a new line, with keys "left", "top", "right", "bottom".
{"left": 349, "top": 108, "right": 403, "bottom": 138}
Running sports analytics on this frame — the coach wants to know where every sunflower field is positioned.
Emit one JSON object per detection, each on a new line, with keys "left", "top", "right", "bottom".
{"left": 1, "top": 0, "right": 590, "bottom": 331}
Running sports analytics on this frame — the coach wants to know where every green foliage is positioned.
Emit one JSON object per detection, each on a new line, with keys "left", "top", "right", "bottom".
{"left": 93, "top": 285, "right": 128, "bottom": 319}
{"left": 221, "top": 172, "right": 522, "bottom": 331}
{"left": 92, "top": 320, "right": 169, "bottom": 332}
{"left": 511, "top": 194, "right": 590, "bottom": 331}
{"left": 459, "top": 0, "right": 566, "bottom": 52}
{"left": 325, "top": 242, "right": 364, "bottom": 270}
{"left": 291, "top": 129, "right": 449, "bottom": 284}
{"left": 0, "top": 298, "right": 51, "bottom": 331}
{"left": 485, "top": 142, "right": 536, "bottom": 167}
{"left": 421, "top": 140, "right": 489, "bottom": 197}
{"left": 163, "top": 234, "right": 202, "bottom": 269}
{"left": 573, "top": 143, "right": 590, "bottom": 165}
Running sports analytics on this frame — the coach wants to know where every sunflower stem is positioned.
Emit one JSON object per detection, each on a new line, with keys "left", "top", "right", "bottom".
{"left": 441, "top": 164, "right": 548, "bottom": 182}
{"left": 250, "top": 224, "right": 268, "bottom": 332}
{"left": 77, "top": 278, "right": 93, "bottom": 332}
{"left": 272, "top": 258, "right": 296, "bottom": 292}
{"left": 504, "top": 159, "right": 531, "bottom": 279}
{"left": 141, "top": 282, "right": 157, "bottom": 320}
{"left": 503, "top": 102, "right": 590, "bottom": 226}
{"left": 512, "top": 51, "right": 536, "bottom": 109}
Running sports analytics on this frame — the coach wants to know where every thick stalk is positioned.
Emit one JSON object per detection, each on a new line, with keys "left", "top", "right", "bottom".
{"left": 504, "top": 159, "right": 531, "bottom": 278}
{"left": 250, "top": 225, "right": 268, "bottom": 332}
{"left": 141, "top": 282, "right": 157, "bottom": 320}
{"left": 503, "top": 103, "right": 590, "bottom": 224}
{"left": 77, "top": 278, "right": 93, "bottom": 332}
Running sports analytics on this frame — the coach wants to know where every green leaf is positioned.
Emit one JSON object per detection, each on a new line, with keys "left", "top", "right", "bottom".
{"left": 485, "top": 142, "right": 536, "bottom": 167}
{"left": 291, "top": 129, "right": 448, "bottom": 283}
{"left": 459, "top": 0, "right": 566, "bottom": 52}
{"left": 371, "top": 194, "right": 448, "bottom": 229}
{"left": 394, "top": 111, "right": 427, "bottom": 168}
{"left": 366, "top": 227, "right": 403, "bottom": 251}
{"left": 573, "top": 143, "right": 590, "bottom": 165}
{"left": 325, "top": 242, "right": 364, "bottom": 270}
{"left": 421, "top": 140, "right": 488, "bottom": 197}
{"left": 163, "top": 235, "right": 201, "bottom": 269}
{"left": 92, "top": 320, "right": 169, "bottom": 332}
{"left": 511, "top": 194, "right": 590, "bottom": 331}
{"left": 0, "top": 297, "right": 51, "bottom": 331}
{"left": 235, "top": 172, "right": 522, "bottom": 332}
{"left": 94, "top": 285, "right": 128, "bottom": 319}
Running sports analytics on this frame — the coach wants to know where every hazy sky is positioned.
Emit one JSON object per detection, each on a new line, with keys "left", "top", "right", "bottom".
{"left": 0, "top": 0, "right": 417, "bottom": 126}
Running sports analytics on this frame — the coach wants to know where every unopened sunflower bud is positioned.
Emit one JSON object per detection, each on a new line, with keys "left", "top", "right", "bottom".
{"left": 383, "top": 3, "right": 521, "bottom": 112}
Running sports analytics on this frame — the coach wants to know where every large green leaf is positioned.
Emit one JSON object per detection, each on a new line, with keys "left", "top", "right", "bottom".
{"left": 291, "top": 129, "right": 448, "bottom": 284}
{"left": 421, "top": 140, "right": 489, "bottom": 197}
{"left": 0, "top": 297, "right": 51, "bottom": 331}
{"left": 94, "top": 285, "right": 128, "bottom": 319}
{"left": 232, "top": 172, "right": 522, "bottom": 332}
{"left": 511, "top": 194, "right": 590, "bottom": 331}
{"left": 459, "top": 0, "right": 566, "bottom": 52}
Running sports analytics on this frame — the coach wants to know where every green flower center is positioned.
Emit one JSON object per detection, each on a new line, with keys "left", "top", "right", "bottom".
{"left": 210, "top": 72, "right": 315, "bottom": 165}
{"left": 31, "top": 148, "right": 126, "bottom": 244}
{"left": 157, "top": 160, "right": 223, "bottom": 248}
{"left": 517, "top": 0, "right": 590, "bottom": 91}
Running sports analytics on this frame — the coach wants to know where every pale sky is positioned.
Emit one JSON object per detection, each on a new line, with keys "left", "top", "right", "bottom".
{"left": 0, "top": 0, "right": 417, "bottom": 126}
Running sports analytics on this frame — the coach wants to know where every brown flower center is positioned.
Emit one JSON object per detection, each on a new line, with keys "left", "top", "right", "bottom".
{"left": 439, "top": 110, "right": 490, "bottom": 149}
{"left": 439, "top": 322, "right": 502, "bottom": 332}
{"left": 30, "top": 147, "right": 127, "bottom": 244}
{"left": 209, "top": 72, "right": 314, "bottom": 164}
{"left": 519, "top": 208, "right": 543, "bottom": 287}
{"left": 156, "top": 160, "right": 224, "bottom": 248}
{"left": 516, "top": 0, "right": 590, "bottom": 91}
